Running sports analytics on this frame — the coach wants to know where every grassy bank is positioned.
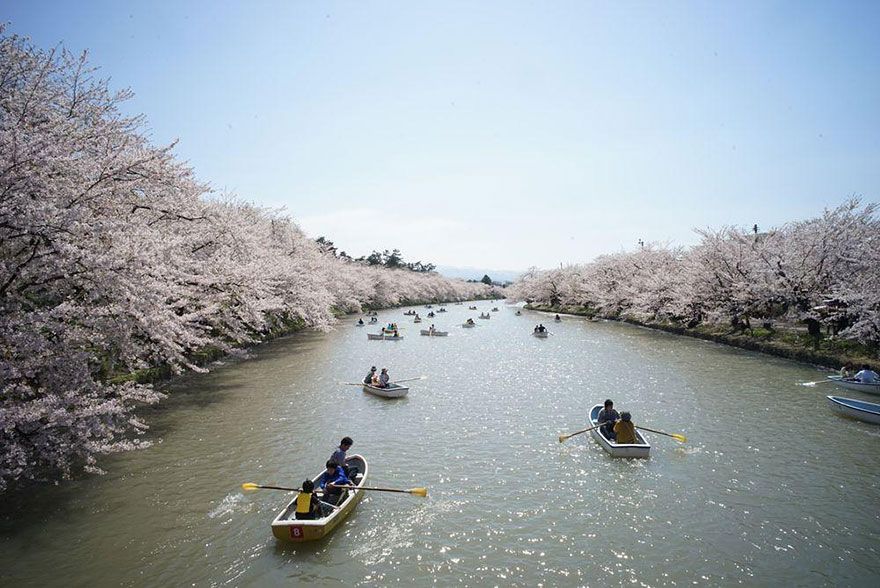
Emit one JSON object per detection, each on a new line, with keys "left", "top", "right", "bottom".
{"left": 525, "top": 304, "right": 878, "bottom": 370}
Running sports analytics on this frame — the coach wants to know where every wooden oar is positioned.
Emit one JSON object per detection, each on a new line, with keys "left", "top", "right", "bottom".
{"left": 635, "top": 425, "right": 687, "bottom": 443}
{"left": 240, "top": 483, "right": 340, "bottom": 509}
{"left": 800, "top": 379, "right": 835, "bottom": 387}
{"left": 389, "top": 376, "right": 427, "bottom": 384}
{"left": 336, "top": 484, "right": 428, "bottom": 497}
{"left": 558, "top": 423, "right": 603, "bottom": 443}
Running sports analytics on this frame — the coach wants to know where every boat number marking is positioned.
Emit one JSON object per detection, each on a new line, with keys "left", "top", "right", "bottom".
{"left": 290, "top": 526, "right": 304, "bottom": 539}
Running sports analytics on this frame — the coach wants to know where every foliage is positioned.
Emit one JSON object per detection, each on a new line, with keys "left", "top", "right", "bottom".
{"left": 0, "top": 31, "right": 491, "bottom": 491}
{"left": 509, "top": 200, "right": 880, "bottom": 349}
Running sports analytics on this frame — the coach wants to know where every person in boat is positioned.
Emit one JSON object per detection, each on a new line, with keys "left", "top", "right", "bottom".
{"left": 840, "top": 363, "right": 854, "bottom": 378}
{"left": 533, "top": 325, "right": 539, "bottom": 333}
{"left": 331, "top": 436, "right": 358, "bottom": 477}
{"left": 855, "top": 364, "right": 879, "bottom": 383}
{"left": 466, "top": 318, "right": 475, "bottom": 325}
{"left": 369, "top": 316, "right": 377, "bottom": 323}
{"left": 613, "top": 412, "right": 637, "bottom": 444}
{"left": 429, "top": 324, "right": 436, "bottom": 333}
{"left": 378, "top": 368, "right": 390, "bottom": 388}
{"left": 318, "top": 460, "right": 352, "bottom": 506}
{"left": 357, "top": 318, "right": 364, "bottom": 325}
{"left": 294, "top": 479, "right": 324, "bottom": 520}
{"left": 597, "top": 399, "right": 619, "bottom": 440}
{"left": 363, "top": 366, "right": 377, "bottom": 384}
{"left": 371, "top": 371, "right": 381, "bottom": 386}
{"left": 538, "top": 324, "right": 546, "bottom": 333}
{"left": 555, "top": 314, "right": 560, "bottom": 320}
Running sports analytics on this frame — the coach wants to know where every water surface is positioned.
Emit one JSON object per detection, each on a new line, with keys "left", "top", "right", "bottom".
{"left": 2, "top": 304, "right": 878, "bottom": 586}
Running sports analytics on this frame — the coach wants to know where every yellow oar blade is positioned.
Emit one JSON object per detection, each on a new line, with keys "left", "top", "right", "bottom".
{"left": 409, "top": 487, "right": 428, "bottom": 497}
{"left": 558, "top": 434, "right": 569, "bottom": 443}
{"left": 671, "top": 433, "right": 687, "bottom": 443}
{"left": 241, "top": 482, "right": 259, "bottom": 491}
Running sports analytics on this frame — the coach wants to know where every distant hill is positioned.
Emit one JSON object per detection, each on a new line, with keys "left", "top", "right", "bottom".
{"left": 435, "top": 265, "right": 523, "bottom": 283}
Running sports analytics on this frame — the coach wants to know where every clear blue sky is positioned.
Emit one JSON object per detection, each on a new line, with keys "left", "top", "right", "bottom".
{"left": 6, "top": 1, "right": 879, "bottom": 269}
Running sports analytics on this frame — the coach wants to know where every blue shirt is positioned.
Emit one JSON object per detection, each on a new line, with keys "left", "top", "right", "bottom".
{"left": 318, "top": 468, "right": 351, "bottom": 490}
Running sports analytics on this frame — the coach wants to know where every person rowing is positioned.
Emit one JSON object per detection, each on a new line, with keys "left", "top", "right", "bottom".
{"left": 317, "top": 460, "right": 352, "bottom": 506}
{"left": 363, "top": 366, "right": 377, "bottom": 384}
{"left": 378, "top": 368, "right": 390, "bottom": 388}
{"left": 357, "top": 318, "right": 364, "bottom": 325}
{"left": 855, "top": 364, "right": 879, "bottom": 383}
{"left": 597, "top": 399, "right": 619, "bottom": 440}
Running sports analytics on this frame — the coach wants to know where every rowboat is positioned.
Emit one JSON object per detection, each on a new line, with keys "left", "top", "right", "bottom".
{"left": 363, "top": 383, "right": 409, "bottom": 398}
{"left": 355, "top": 323, "right": 365, "bottom": 327}
{"left": 478, "top": 314, "right": 490, "bottom": 319}
{"left": 271, "top": 454, "right": 368, "bottom": 542}
{"left": 827, "top": 395, "right": 880, "bottom": 424}
{"left": 367, "top": 333, "right": 384, "bottom": 340}
{"left": 413, "top": 318, "right": 422, "bottom": 323}
{"left": 588, "top": 405, "right": 650, "bottom": 458}
{"left": 554, "top": 318, "right": 562, "bottom": 322}
{"left": 420, "top": 329, "right": 449, "bottom": 336}
{"left": 468, "top": 306, "right": 478, "bottom": 310}
{"left": 437, "top": 308, "right": 447, "bottom": 313}
{"left": 491, "top": 308, "right": 499, "bottom": 312}
{"left": 515, "top": 311, "right": 522, "bottom": 316}
{"left": 532, "top": 331, "right": 548, "bottom": 338}
{"left": 462, "top": 322, "right": 476, "bottom": 328}
{"left": 827, "top": 375, "right": 880, "bottom": 395}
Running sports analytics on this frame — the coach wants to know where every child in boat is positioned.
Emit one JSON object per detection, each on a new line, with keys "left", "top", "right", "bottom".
{"left": 597, "top": 399, "right": 619, "bottom": 440}
{"left": 294, "top": 479, "right": 323, "bottom": 520}
{"left": 613, "top": 412, "right": 637, "bottom": 444}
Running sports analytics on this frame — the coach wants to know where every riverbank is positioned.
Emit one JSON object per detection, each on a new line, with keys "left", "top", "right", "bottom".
{"left": 109, "top": 296, "right": 499, "bottom": 385}
{"left": 525, "top": 304, "right": 878, "bottom": 370}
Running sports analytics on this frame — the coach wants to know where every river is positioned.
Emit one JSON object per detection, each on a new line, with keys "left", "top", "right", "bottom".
{"left": 1, "top": 303, "right": 878, "bottom": 586}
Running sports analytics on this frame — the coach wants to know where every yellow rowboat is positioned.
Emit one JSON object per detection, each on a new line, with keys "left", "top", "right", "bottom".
{"left": 271, "top": 454, "right": 368, "bottom": 542}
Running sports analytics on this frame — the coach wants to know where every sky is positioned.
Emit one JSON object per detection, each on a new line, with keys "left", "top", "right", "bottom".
{"left": 5, "top": 1, "right": 879, "bottom": 270}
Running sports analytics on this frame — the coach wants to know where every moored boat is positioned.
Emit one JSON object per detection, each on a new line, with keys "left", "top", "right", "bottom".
{"left": 827, "top": 375, "right": 880, "bottom": 395}
{"left": 588, "top": 404, "right": 650, "bottom": 458}
{"left": 271, "top": 454, "right": 368, "bottom": 542}
{"left": 827, "top": 395, "right": 880, "bottom": 424}
{"left": 362, "top": 383, "right": 409, "bottom": 398}
{"left": 420, "top": 329, "right": 449, "bottom": 336}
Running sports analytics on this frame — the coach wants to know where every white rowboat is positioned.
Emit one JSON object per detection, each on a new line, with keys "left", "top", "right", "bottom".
{"left": 532, "top": 331, "right": 548, "bottom": 338}
{"left": 420, "top": 329, "right": 449, "bottom": 336}
{"left": 589, "top": 404, "right": 650, "bottom": 458}
{"left": 827, "top": 375, "right": 880, "bottom": 395}
{"left": 827, "top": 395, "right": 880, "bottom": 424}
{"left": 462, "top": 322, "right": 476, "bottom": 328}
{"left": 362, "top": 383, "right": 409, "bottom": 398}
